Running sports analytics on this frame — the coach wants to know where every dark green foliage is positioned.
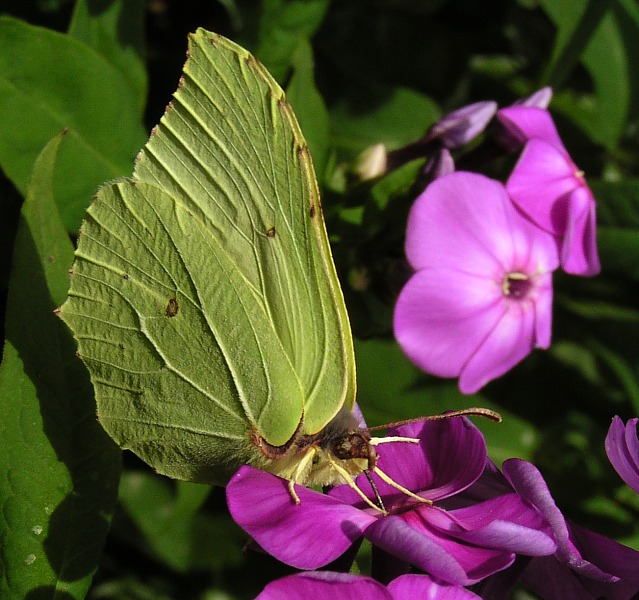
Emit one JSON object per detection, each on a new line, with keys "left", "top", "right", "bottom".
{"left": 2, "top": 1, "right": 639, "bottom": 598}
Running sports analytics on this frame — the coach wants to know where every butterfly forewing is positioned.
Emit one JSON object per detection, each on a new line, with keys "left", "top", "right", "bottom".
{"left": 133, "top": 31, "right": 355, "bottom": 436}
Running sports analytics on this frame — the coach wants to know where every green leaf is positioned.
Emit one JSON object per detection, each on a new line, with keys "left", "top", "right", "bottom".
{"left": 540, "top": 0, "right": 630, "bottom": 149}
{"left": 588, "top": 339, "right": 639, "bottom": 414}
{"left": 330, "top": 87, "right": 440, "bottom": 158}
{"left": 0, "top": 131, "right": 121, "bottom": 599}
{"left": 598, "top": 227, "right": 639, "bottom": 280}
{"left": 542, "top": 0, "right": 611, "bottom": 90}
{"left": 612, "top": 0, "right": 639, "bottom": 123}
{"left": 286, "top": 36, "right": 330, "bottom": 179}
{"left": 255, "top": 0, "right": 330, "bottom": 82}
{"left": 0, "top": 16, "right": 147, "bottom": 231}
{"left": 354, "top": 339, "right": 539, "bottom": 464}
{"left": 591, "top": 178, "right": 639, "bottom": 228}
{"left": 59, "top": 31, "right": 355, "bottom": 486}
{"left": 555, "top": 281, "right": 639, "bottom": 415}
{"left": 67, "top": 0, "right": 147, "bottom": 112}
{"left": 589, "top": 179, "right": 639, "bottom": 280}
{"left": 117, "top": 474, "right": 244, "bottom": 573}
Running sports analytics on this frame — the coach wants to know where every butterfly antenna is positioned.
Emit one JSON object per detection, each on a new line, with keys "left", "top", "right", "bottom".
{"left": 366, "top": 407, "right": 501, "bottom": 432}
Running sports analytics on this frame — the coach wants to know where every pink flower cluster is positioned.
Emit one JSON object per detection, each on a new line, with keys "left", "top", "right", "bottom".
{"left": 227, "top": 417, "right": 639, "bottom": 599}
{"left": 393, "top": 89, "right": 601, "bottom": 394}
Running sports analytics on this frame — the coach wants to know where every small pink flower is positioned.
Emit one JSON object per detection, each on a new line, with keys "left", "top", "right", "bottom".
{"left": 393, "top": 172, "right": 559, "bottom": 394}
{"left": 498, "top": 106, "right": 600, "bottom": 276}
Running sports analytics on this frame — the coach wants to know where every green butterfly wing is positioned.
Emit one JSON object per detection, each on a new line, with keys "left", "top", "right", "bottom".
{"left": 59, "top": 30, "right": 355, "bottom": 485}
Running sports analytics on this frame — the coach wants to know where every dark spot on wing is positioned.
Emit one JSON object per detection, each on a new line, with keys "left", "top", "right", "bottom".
{"left": 165, "top": 297, "right": 179, "bottom": 317}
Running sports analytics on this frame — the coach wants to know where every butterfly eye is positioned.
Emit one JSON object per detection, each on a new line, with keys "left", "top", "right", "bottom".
{"left": 330, "top": 432, "right": 374, "bottom": 462}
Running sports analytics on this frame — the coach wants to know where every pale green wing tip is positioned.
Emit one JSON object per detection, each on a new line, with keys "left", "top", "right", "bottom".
{"left": 191, "top": 29, "right": 285, "bottom": 99}
{"left": 187, "top": 30, "right": 357, "bottom": 426}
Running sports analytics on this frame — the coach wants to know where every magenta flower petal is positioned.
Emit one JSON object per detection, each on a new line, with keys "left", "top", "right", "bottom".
{"left": 521, "top": 556, "right": 606, "bottom": 600}
{"left": 458, "top": 295, "right": 537, "bottom": 394}
{"left": 226, "top": 466, "right": 375, "bottom": 569}
{"left": 523, "top": 525, "right": 639, "bottom": 600}
{"left": 605, "top": 416, "right": 639, "bottom": 495}
{"left": 388, "top": 574, "right": 482, "bottom": 599}
{"left": 502, "top": 460, "right": 571, "bottom": 556}
{"left": 457, "top": 457, "right": 639, "bottom": 597}
{"left": 405, "top": 172, "right": 522, "bottom": 272}
{"left": 448, "top": 494, "right": 556, "bottom": 555}
{"left": 567, "top": 522, "right": 639, "bottom": 590}
{"left": 506, "top": 139, "right": 578, "bottom": 235}
{"left": 364, "top": 513, "right": 514, "bottom": 585}
{"left": 256, "top": 572, "right": 392, "bottom": 600}
{"left": 501, "top": 108, "right": 601, "bottom": 277}
{"left": 330, "top": 418, "right": 486, "bottom": 506}
{"left": 497, "top": 106, "right": 565, "bottom": 150}
{"left": 561, "top": 186, "right": 600, "bottom": 276}
{"left": 503, "top": 458, "right": 631, "bottom": 582}
{"left": 394, "top": 268, "right": 505, "bottom": 381}
{"left": 384, "top": 419, "right": 487, "bottom": 499}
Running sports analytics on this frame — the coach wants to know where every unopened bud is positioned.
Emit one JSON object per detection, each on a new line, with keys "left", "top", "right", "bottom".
{"left": 353, "top": 143, "right": 387, "bottom": 181}
{"left": 428, "top": 101, "right": 498, "bottom": 149}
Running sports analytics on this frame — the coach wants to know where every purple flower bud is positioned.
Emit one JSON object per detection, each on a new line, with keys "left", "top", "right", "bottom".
{"left": 427, "top": 101, "right": 498, "bottom": 149}
{"left": 420, "top": 148, "right": 456, "bottom": 185}
{"left": 605, "top": 416, "right": 639, "bottom": 495}
{"left": 514, "top": 86, "right": 553, "bottom": 109}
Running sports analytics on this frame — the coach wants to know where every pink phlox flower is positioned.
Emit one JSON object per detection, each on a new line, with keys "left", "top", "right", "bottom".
{"left": 393, "top": 171, "right": 559, "bottom": 394}
{"left": 256, "top": 572, "right": 392, "bottom": 600}
{"left": 459, "top": 458, "right": 639, "bottom": 599}
{"left": 226, "top": 418, "right": 556, "bottom": 585}
{"left": 256, "top": 571, "right": 483, "bottom": 599}
{"left": 498, "top": 105, "right": 601, "bottom": 276}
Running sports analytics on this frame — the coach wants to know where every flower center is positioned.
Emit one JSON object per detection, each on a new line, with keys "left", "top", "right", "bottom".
{"left": 502, "top": 271, "right": 532, "bottom": 299}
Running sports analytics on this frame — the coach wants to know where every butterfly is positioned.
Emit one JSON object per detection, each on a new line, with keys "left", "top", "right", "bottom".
{"left": 58, "top": 29, "right": 375, "bottom": 494}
